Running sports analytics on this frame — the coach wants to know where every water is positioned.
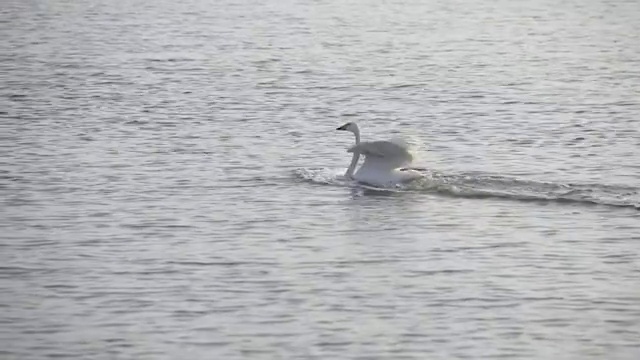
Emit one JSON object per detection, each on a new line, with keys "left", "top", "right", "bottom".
{"left": 2, "top": 0, "right": 640, "bottom": 358}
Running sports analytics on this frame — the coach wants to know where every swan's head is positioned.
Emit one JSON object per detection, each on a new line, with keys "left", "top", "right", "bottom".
{"left": 336, "top": 122, "right": 358, "bottom": 133}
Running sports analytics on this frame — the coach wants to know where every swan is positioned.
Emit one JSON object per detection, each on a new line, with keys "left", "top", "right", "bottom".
{"left": 336, "top": 122, "right": 423, "bottom": 187}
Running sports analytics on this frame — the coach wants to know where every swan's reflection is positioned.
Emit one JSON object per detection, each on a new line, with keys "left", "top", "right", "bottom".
{"left": 349, "top": 186, "right": 403, "bottom": 198}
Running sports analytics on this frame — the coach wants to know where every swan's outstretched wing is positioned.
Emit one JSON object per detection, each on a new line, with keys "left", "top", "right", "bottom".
{"left": 348, "top": 140, "right": 413, "bottom": 170}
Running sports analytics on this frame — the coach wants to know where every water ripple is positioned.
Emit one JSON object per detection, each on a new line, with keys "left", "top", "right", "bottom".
{"left": 2, "top": 0, "right": 640, "bottom": 359}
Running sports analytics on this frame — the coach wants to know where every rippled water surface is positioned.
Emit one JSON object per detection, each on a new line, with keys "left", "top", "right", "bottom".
{"left": 2, "top": 0, "right": 640, "bottom": 358}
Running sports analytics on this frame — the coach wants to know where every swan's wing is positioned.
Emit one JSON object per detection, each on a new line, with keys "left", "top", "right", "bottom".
{"left": 348, "top": 140, "right": 413, "bottom": 170}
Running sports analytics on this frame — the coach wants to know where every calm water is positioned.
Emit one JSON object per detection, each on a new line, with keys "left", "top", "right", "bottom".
{"left": 2, "top": 0, "right": 640, "bottom": 358}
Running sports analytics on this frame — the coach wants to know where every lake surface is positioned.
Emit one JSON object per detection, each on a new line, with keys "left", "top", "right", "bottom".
{"left": 2, "top": 0, "right": 640, "bottom": 358}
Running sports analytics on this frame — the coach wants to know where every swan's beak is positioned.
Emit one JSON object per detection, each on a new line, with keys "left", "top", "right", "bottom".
{"left": 336, "top": 124, "right": 347, "bottom": 131}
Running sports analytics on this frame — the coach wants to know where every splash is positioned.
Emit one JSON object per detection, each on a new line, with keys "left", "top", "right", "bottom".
{"left": 292, "top": 168, "right": 349, "bottom": 186}
{"left": 293, "top": 168, "right": 640, "bottom": 210}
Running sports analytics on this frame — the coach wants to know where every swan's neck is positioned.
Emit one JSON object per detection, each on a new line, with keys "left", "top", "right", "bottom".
{"left": 345, "top": 127, "right": 361, "bottom": 179}
{"left": 353, "top": 126, "right": 360, "bottom": 144}
{"left": 346, "top": 153, "right": 359, "bottom": 179}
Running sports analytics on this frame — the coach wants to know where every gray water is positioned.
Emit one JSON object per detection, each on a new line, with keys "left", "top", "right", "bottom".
{"left": 2, "top": 0, "right": 640, "bottom": 359}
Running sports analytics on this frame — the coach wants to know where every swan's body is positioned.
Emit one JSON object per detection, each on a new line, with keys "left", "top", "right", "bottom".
{"left": 337, "top": 122, "right": 423, "bottom": 187}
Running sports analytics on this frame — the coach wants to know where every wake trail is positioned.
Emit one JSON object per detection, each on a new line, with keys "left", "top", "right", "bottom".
{"left": 294, "top": 168, "right": 640, "bottom": 211}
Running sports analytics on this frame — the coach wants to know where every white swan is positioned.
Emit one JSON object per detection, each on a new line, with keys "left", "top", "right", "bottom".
{"left": 336, "top": 122, "right": 423, "bottom": 187}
